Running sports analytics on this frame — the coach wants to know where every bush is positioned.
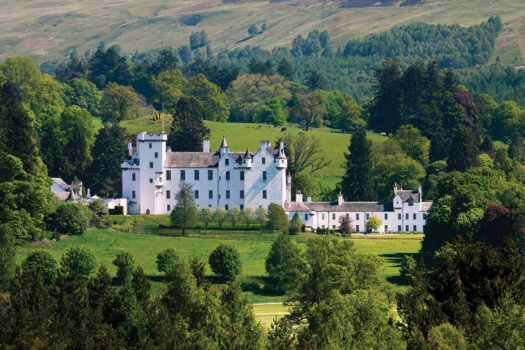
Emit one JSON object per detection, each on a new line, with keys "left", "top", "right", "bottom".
{"left": 53, "top": 203, "right": 91, "bottom": 235}
{"left": 366, "top": 216, "right": 382, "bottom": 232}
{"left": 208, "top": 244, "right": 242, "bottom": 281}
{"left": 267, "top": 203, "right": 289, "bottom": 233}
{"left": 156, "top": 248, "right": 178, "bottom": 273}
{"left": 289, "top": 212, "right": 302, "bottom": 235}
{"left": 88, "top": 199, "right": 111, "bottom": 228}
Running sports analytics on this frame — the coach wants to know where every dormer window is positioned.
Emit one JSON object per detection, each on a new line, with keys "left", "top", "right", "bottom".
{"left": 262, "top": 157, "right": 266, "bottom": 164}
{"left": 225, "top": 159, "right": 229, "bottom": 166}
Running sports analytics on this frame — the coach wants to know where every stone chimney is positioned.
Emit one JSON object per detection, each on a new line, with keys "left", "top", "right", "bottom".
{"left": 203, "top": 139, "right": 210, "bottom": 153}
{"left": 337, "top": 192, "right": 344, "bottom": 206}
{"left": 306, "top": 195, "right": 312, "bottom": 203}
{"left": 296, "top": 190, "right": 303, "bottom": 203}
{"left": 394, "top": 182, "right": 398, "bottom": 195}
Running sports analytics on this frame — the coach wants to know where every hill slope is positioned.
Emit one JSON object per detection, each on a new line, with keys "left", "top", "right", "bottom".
{"left": 1, "top": 0, "right": 524, "bottom": 65}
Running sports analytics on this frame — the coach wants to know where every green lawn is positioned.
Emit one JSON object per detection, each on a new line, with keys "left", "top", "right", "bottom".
{"left": 16, "top": 228, "right": 422, "bottom": 302}
{"left": 120, "top": 118, "right": 388, "bottom": 188}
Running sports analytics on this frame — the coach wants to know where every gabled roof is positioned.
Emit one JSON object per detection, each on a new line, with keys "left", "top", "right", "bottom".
{"left": 306, "top": 201, "right": 394, "bottom": 212}
{"left": 284, "top": 201, "right": 310, "bottom": 212}
{"left": 51, "top": 177, "right": 70, "bottom": 191}
{"left": 396, "top": 190, "right": 420, "bottom": 203}
{"left": 54, "top": 192, "right": 71, "bottom": 201}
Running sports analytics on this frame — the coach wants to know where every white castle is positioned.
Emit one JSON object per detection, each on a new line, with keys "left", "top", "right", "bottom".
{"left": 121, "top": 132, "right": 289, "bottom": 215}
{"left": 121, "top": 132, "right": 431, "bottom": 232}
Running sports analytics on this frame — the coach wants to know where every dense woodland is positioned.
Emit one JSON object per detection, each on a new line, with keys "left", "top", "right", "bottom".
{"left": 0, "top": 14, "right": 524, "bottom": 349}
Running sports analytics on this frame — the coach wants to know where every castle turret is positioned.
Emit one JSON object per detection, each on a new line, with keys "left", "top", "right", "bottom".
{"left": 243, "top": 148, "right": 252, "bottom": 168}
{"left": 219, "top": 136, "right": 229, "bottom": 156}
{"left": 276, "top": 140, "right": 287, "bottom": 169}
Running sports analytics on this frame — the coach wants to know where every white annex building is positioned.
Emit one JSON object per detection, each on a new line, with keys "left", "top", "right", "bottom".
{"left": 121, "top": 132, "right": 289, "bottom": 215}
{"left": 285, "top": 184, "right": 432, "bottom": 233}
{"left": 121, "top": 131, "right": 431, "bottom": 233}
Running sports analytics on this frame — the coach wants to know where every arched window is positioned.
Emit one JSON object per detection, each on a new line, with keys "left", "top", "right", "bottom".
{"left": 146, "top": 209, "right": 150, "bottom": 214}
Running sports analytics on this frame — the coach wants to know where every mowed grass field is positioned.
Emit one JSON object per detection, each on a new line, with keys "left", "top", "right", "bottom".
{"left": 15, "top": 229, "right": 422, "bottom": 303}
{"left": 120, "top": 117, "right": 387, "bottom": 187}
{"left": 0, "top": 0, "right": 523, "bottom": 66}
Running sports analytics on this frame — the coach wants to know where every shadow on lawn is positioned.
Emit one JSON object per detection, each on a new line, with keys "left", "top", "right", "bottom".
{"left": 379, "top": 252, "right": 433, "bottom": 287}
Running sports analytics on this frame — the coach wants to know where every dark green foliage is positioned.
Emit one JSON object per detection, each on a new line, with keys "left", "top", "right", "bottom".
{"left": 170, "top": 182, "right": 199, "bottom": 235}
{"left": 88, "top": 198, "right": 111, "bottom": 228}
{"left": 113, "top": 251, "right": 135, "bottom": 285}
{"left": 189, "top": 31, "right": 207, "bottom": 50}
{"left": 267, "top": 203, "right": 289, "bottom": 233}
{"left": 248, "top": 59, "right": 275, "bottom": 76}
{"left": 132, "top": 265, "right": 151, "bottom": 303}
{"left": 52, "top": 202, "right": 91, "bottom": 235}
{"left": 88, "top": 46, "right": 132, "bottom": 88}
{"left": 149, "top": 48, "right": 179, "bottom": 76}
{"left": 508, "top": 132, "right": 524, "bottom": 161}
{"left": 22, "top": 250, "right": 57, "bottom": 284}
{"left": 208, "top": 244, "right": 242, "bottom": 281}
{"left": 64, "top": 78, "right": 100, "bottom": 114}
{"left": 289, "top": 212, "right": 302, "bottom": 235}
{"left": 167, "top": 96, "right": 210, "bottom": 152}
{"left": 61, "top": 247, "right": 97, "bottom": 277}
{"left": 341, "top": 126, "right": 374, "bottom": 200}
{"left": 447, "top": 125, "right": 480, "bottom": 172}
{"left": 86, "top": 123, "right": 128, "bottom": 197}
{"left": 480, "top": 135, "right": 494, "bottom": 152}
{"left": 156, "top": 248, "right": 178, "bottom": 273}
{"left": 265, "top": 232, "right": 303, "bottom": 293}
{"left": 291, "top": 30, "right": 329, "bottom": 57}
{"left": 304, "top": 69, "right": 328, "bottom": 91}
{"left": 277, "top": 58, "right": 294, "bottom": 80}
{"left": 0, "top": 224, "right": 16, "bottom": 288}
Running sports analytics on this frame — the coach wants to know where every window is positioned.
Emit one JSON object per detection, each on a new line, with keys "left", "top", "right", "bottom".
{"left": 385, "top": 225, "right": 388, "bottom": 231}
{"left": 413, "top": 225, "right": 417, "bottom": 231}
{"left": 149, "top": 143, "right": 152, "bottom": 149}
{"left": 384, "top": 213, "right": 388, "bottom": 220}
{"left": 195, "top": 190, "right": 199, "bottom": 199}
{"left": 366, "top": 213, "right": 370, "bottom": 220}
{"left": 166, "top": 170, "right": 171, "bottom": 180}
{"left": 180, "top": 170, "right": 185, "bottom": 180}
{"left": 225, "top": 159, "right": 229, "bottom": 166}
{"left": 225, "top": 171, "right": 230, "bottom": 180}
{"left": 240, "top": 204, "right": 244, "bottom": 210}
{"left": 263, "top": 190, "right": 267, "bottom": 199}
{"left": 346, "top": 213, "right": 349, "bottom": 217}
{"left": 356, "top": 213, "right": 360, "bottom": 220}
{"left": 332, "top": 213, "right": 335, "bottom": 220}
{"left": 332, "top": 225, "right": 336, "bottom": 229}
{"left": 208, "top": 170, "right": 213, "bottom": 180}
{"left": 322, "top": 214, "right": 325, "bottom": 220}
{"left": 167, "top": 204, "right": 171, "bottom": 212}
{"left": 356, "top": 225, "right": 360, "bottom": 232}
{"left": 149, "top": 162, "right": 153, "bottom": 168}
{"left": 226, "top": 190, "right": 230, "bottom": 199}
{"left": 406, "top": 213, "right": 409, "bottom": 220}
{"left": 149, "top": 178, "right": 153, "bottom": 184}
{"left": 132, "top": 191, "right": 136, "bottom": 199}
{"left": 240, "top": 190, "right": 244, "bottom": 199}
{"left": 194, "top": 170, "right": 199, "bottom": 180}
{"left": 423, "top": 213, "right": 427, "bottom": 220}
{"left": 413, "top": 213, "right": 417, "bottom": 220}
{"left": 406, "top": 225, "right": 409, "bottom": 231}
{"left": 166, "top": 190, "right": 170, "bottom": 199}
{"left": 305, "top": 214, "right": 308, "bottom": 221}
{"left": 398, "top": 225, "right": 401, "bottom": 232}
{"left": 132, "top": 173, "right": 136, "bottom": 181}
{"left": 240, "top": 171, "right": 244, "bottom": 181}
{"left": 398, "top": 213, "right": 401, "bottom": 220}
{"left": 263, "top": 171, "right": 267, "bottom": 181}
{"left": 209, "top": 190, "right": 213, "bottom": 199}
{"left": 409, "top": 201, "right": 414, "bottom": 206}
{"left": 154, "top": 152, "right": 158, "bottom": 159}
{"left": 225, "top": 205, "right": 229, "bottom": 211}
{"left": 262, "top": 157, "right": 266, "bottom": 164}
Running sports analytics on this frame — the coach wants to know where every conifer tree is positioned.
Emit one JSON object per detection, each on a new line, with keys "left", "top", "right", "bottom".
{"left": 447, "top": 125, "right": 480, "bottom": 172}
{"left": 341, "top": 126, "right": 374, "bottom": 200}
{"left": 167, "top": 96, "right": 210, "bottom": 152}
{"left": 508, "top": 132, "right": 523, "bottom": 161}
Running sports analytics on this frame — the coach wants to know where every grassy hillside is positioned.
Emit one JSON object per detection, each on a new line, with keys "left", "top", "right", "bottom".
{"left": 1, "top": 0, "right": 523, "bottom": 65}
{"left": 120, "top": 117, "right": 387, "bottom": 187}
{"left": 16, "top": 228, "right": 423, "bottom": 302}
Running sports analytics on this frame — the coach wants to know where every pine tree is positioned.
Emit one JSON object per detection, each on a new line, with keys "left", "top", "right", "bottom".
{"left": 167, "top": 96, "right": 210, "bottom": 152}
{"left": 341, "top": 127, "right": 374, "bottom": 200}
{"left": 0, "top": 224, "right": 15, "bottom": 289}
{"left": 86, "top": 123, "right": 128, "bottom": 197}
{"left": 508, "top": 132, "right": 523, "bottom": 161}
{"left": 447, "top": 125, "right": 480, "bottom": 172}
{"left": 277, "top": 58, "right": 295, "bottom": 81}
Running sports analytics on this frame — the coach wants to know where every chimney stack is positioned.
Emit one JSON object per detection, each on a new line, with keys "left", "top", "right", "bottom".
{"left": 337, "top": 192, "right": 344, "bottom": 206}
{"left": 296, "top": 190, "right": 303, "bottom": 203}
{"left": 306, "top": 195, "right": 312, "bottom": 203}
{"left": 203, "top": 139, "right": 210, "bottom": 153}
{"left": 394, "top": 183, "right": 398, "bottom": 195}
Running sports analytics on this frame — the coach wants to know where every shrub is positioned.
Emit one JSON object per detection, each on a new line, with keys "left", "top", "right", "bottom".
{"left": 88, "top": 199, "right": 111, "bottom": 228}
{"left": 61, "top": 247, "right": 97, "bottom": 277}
{"left": 289, "top": 212, "right": 302, "bottom": 235}
{"left": 113, "top": 251, "right": 135, "bottom": 284}
{"left": 208, "top": 244, "right": 242, "bottom": 281}
{"left": 22, "top": 250, "right": 57, "bottom": 284}
{"left": 156, "top": 248, "right": 178, "bottom": 273}
{"left": 53, "top": 203, "right": 91, "bottom": 235}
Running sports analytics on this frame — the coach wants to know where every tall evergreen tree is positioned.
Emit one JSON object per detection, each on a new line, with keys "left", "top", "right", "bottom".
{"left": 341, "top": 127, "right": 374, "bottom": 200}
{"left": 277, "top": 58, "right": 295, "bottom": 81}
{"left": 370, "top": 60, "right": 402, "bottom": 134}
{"left": 447, "top": 125, "right": 480, "bottom": 172}
{"left": 0, "top": 224, "right": 15, "bottom": 289}
{"left": 508, "top": 132, "right": 524, "bottom": 161}
{"left": 167, "top": 96, "right": 210, "bottom": 152}
{"left": 86, "top": 123, "right": 128, "bottom": 197}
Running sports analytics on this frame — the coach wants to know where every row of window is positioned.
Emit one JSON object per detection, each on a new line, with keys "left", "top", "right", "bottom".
{"left": 321, "top": 212, "right": 422, "bottom": 221}
{"left": 224, "top": 157, "right": 265, "bottom": 166}
{"left": 322, "top": 224, "right": 419, "bottom": 232}
{"left": 166, "top": 189, "right": 267, "bottom": 200}
{"left": 134, "top": 169, "right": 269, "bottom": 182}
{"left": 166, "top": 204, "right": 245, "bottom": 212}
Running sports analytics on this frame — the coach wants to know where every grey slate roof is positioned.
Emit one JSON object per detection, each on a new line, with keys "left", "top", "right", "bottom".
{"left": 54, "top": 192, "right": 71, "bottom": 201}
{"left": 51, "top": 177, "right": 70, "bottom": 190}
{"left": 164, "top": 147, "right": 281, "bottom": 168}
{"left": 396, "top": 190, "right": 421, "bottom": 203}
{"left": 421, "top": 202, "right": 432, "bottom": 211}
{"left": 305, "top": 201, "right": 394, "bottom": 212}
{"left": 284, "top": 201, "right": 311, "bottom": 212}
